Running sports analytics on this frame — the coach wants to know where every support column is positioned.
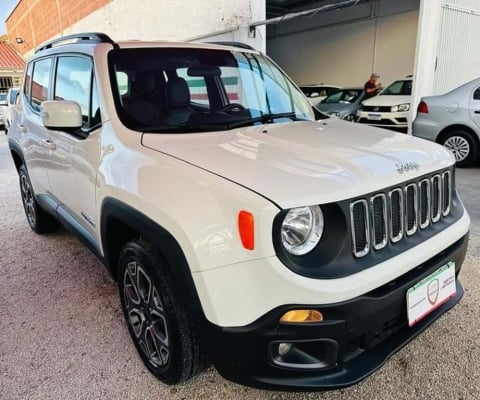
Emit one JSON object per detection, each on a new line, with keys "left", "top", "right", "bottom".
{"left": 185, "top": 0, "right": 266, "bottom": 52}
{"left": 409, "top": 0, "right": 442, "bottom": 134}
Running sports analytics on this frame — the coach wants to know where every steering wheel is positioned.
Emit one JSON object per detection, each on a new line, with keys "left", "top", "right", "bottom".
{"left": 221, "top": 103, "right": 246, "bottom": 113}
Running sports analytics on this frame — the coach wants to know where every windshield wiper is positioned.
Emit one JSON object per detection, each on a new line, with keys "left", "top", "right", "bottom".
{"left": 227, "top": 112, "right": 308, "bottom": 129}
{"left": 140, "top": 113, "right": 309, "bottom": 133}
{"left": 141, "top": 124, "right": 228, "bottom": 133}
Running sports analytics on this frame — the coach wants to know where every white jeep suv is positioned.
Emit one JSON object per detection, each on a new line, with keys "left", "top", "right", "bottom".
{"left": 8, "top": 33, "right": 469, "bottom": 391}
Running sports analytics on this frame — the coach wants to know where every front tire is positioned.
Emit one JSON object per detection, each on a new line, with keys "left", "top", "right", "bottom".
{"left": 18, "top": 165, "right": 57, "bottom": 233}
{"left": 441, "top": 130, "right": 478, "bottom": 167}
{"left": 118, "top": 239, "right": 201, "bottom": 384}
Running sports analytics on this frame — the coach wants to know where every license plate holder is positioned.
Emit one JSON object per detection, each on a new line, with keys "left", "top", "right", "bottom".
{"left": 367, "top": 113, "right": 382, "bottom": 120}
{"left": 406, "top": 262, "right": 456, "bottom": 327}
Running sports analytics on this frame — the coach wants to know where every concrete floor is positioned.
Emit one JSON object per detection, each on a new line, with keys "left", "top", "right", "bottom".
{"left": 0, "top": 131, "right": 479, "bottom": 400}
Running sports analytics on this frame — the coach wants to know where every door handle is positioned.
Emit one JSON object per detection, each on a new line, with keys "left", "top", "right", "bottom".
{"left": 475, "top": 110, "right": 480, "bottom": 114}
{"left": 45, "top": 139, "right": 56, "bottom": 150}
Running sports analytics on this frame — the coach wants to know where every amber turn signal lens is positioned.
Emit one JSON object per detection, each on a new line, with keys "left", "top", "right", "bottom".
{"left": 238, "top": 210, "right": 255, "bottom": 250}
{"left": 280, "top": 309, "right": 323, "bottom": 323}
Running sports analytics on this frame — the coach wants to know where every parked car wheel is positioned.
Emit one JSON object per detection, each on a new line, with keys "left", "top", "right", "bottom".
{"left": 344, "top": 114, "right": 356, "bottom": 122}
{"left": 441, "top": 130, "right": 478, "bottom": 167}
{"left": 118, "top": 239, "right": 201, "bottom": 384}
{"left": 19, "top": 165, "right": 58, "bottom": 233}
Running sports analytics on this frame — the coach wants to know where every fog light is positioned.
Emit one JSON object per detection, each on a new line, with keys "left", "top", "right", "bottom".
{"left": 280, "top": 309, "right": 323, "bottom": 323}
{"left": 278, "top": 342, "right": 292, "bottom": 356}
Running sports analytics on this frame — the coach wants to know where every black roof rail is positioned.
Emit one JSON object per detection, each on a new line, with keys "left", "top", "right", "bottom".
{"left": 35, "top": 32, "right": 117, "bottom": 54}
{"left": 207, "top": 41, "right": 256, "bottom": 50}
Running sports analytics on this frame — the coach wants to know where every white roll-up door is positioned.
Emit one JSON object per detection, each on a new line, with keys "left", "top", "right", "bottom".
{"left": 434, "top": 0, "right": 480, "bottom": 94}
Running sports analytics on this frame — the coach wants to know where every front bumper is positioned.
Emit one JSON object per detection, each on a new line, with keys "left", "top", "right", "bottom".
{"left": 357, "top": 110, "right": 409, "bottom": 131}
{"left": 203, "top": 233, "right": 468, "bottom": 391}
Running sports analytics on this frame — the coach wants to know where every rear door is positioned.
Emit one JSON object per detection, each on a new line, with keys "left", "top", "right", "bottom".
{"left": 17, "top": 58, "right": 53, "bottom": 195}
{"left": 468, "top": 86, "right": 480, "bottom": 130}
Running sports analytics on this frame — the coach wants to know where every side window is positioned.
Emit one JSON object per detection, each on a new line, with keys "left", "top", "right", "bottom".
{"left": 54, "top": 56, "right": 99, "bottom": 129}
{"left": 474, "top": 88, "right": 480, "bottom": 100}
{"left": 31, "top": 58, "right": 52, "bottom": 112}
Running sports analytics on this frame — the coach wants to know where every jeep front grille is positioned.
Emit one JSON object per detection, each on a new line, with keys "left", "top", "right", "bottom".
{"left": 350, "top": 171, "right": 452, "bottom": 258}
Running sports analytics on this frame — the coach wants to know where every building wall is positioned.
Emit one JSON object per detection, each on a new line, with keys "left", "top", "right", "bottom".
{"left": 6, "top": 0, "right": 110, "bottom": 55}
{"left": 434, "top": 0, "right": 480, "bottom": 94}
{"left": 7, "top": 0, "right": 265, "bottom": 56}
{"left": 267, "top": 0, "right": 419, "bottom": 87}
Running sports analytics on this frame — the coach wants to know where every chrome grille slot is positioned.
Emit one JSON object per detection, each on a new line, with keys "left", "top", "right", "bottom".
{"left": 371, "top": 194, "right": 387, "bottom": 250}
{"left": 418, "top": 179, "right": 430, "bottom": 229}
{"left": 349, "top": 169, "right": 453, "bottom": 258}
{"left": 405, "top": 184, "right": 418, "bottom": 236}
{"left": 389, "top": 188, "right": 403, "bottom": 243}
{"left": 431, "top": 175, "right": 442, "bottom": 223}
{"left": 350, "top": 200, "right": 370, "bottom": 258}
{"left": 442, "top": 171, "right": 451, "bottom": 216}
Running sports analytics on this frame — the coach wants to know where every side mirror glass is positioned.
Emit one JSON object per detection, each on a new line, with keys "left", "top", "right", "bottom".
{"left": 40, "top": 100, "right": 82, "bottom": 132}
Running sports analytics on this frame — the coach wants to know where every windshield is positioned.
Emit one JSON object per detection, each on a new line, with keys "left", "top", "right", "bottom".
{"left": 108, "top": 48, "right": 314, "bottom": 132}
{"left": 323, "top": 89, "right": 362, "bottom": 104}
{"left": 381, "top": 80, "right": 412, "bottom": 96}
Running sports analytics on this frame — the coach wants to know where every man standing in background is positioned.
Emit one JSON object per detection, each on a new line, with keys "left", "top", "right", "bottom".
{"left": 364, "top": 73, "right": 382, "bottom": 99}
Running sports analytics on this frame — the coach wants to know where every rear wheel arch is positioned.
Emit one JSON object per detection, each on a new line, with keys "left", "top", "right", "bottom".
{"left": 437, "top": 124, "right": 479, "bottom": 148}
{"left": 437, "top": 125, "right": 479, "bottom": 166}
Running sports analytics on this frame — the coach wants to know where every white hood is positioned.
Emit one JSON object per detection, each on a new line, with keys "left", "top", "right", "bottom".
{"left": 362, "top": 95, "right": 411, "bottom": 106}
{"left": 142, "top": 119, "right": 454, "bottom": 209}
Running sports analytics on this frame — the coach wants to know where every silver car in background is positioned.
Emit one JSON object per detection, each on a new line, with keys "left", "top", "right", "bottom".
{"left": 413, "top": 77, "right": 480, "bottom": 167}
{"left": 316, "top": 87, "right": 365, "bottom": 121}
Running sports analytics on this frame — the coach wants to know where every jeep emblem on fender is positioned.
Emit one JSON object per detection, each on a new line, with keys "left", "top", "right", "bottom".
{"left": 427, "top": 279, "right": 440, "bottom": 305}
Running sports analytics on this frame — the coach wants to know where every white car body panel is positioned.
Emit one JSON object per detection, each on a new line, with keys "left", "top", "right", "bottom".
{"left": 358, "top": 87, "right": 412, "bottom": 129}
{"left": 195, "top": 211, "right": 470, "bottom": 326}
{"left": 142, "top": 118, "right": 454, "bottom": 209}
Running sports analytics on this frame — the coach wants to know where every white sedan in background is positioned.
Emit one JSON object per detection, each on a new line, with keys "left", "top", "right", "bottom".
{"left": 299, "top": 84, "right": 341, "bottom": 105}
{"left": 1, "top": 87, "right": 19, "bottom": 134}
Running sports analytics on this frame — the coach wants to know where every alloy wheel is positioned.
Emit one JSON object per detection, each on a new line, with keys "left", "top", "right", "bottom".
{"left": 123, "top": 261, "right": 170, "bottom": 368}
{"left": 444, "top": 136, "right": 470, "bottom": 162}
{"left": 20, "top": 173, "right": 36, "bottom": 227}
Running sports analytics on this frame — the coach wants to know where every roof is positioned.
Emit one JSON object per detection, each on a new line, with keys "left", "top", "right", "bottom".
{"left": 0, "top": 41, "right": 25, "bottom": 68}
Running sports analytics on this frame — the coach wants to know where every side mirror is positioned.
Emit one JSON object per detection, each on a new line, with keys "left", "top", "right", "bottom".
{"left": 40, "top": 100, "right": 82, "bottom": 132}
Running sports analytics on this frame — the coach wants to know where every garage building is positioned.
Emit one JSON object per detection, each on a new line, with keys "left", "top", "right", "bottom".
{"left": 5, "top": 0, "right": 480, "bottom": 124}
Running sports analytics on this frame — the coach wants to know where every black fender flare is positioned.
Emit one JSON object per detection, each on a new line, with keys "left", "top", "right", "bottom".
{"left": 7, "top": 138, "right": 25, "bottom": 172}
{"left": 100, "top": 197, "right": 207, "bottom": 327}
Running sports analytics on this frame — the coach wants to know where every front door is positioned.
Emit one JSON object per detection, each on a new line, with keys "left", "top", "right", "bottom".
{"left": 44, "top": 55, "right": 101, "bottom": 237}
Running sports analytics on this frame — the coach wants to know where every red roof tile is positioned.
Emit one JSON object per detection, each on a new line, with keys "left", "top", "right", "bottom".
{"left": 0, "top": 41, "right": 25, "bottom": 68}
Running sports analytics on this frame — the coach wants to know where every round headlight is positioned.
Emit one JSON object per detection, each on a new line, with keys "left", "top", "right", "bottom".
{"left": 280, "top": 206, "right": 324, "bottom": 255}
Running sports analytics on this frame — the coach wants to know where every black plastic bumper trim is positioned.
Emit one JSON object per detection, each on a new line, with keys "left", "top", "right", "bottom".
{"left": 201, "top": 233, "right": 468, "bottom": 391}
